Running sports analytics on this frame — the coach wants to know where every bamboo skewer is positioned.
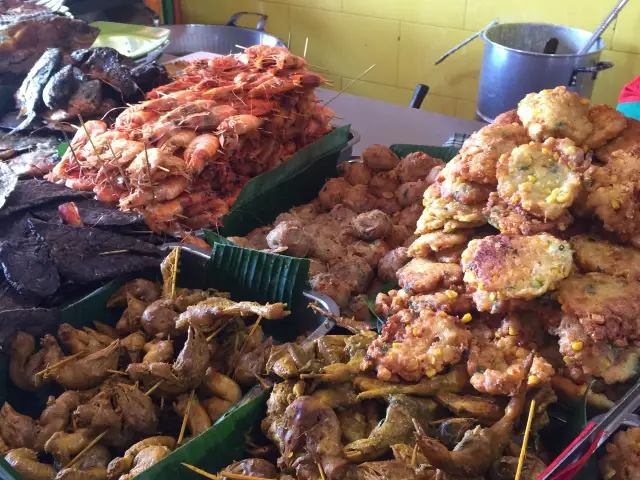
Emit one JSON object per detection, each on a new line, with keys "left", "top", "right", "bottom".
{"left": 252, "top": 372, "right": 269, "bottom": 389}
{"left": 303, "top": 37, "right": 309, "bottom": 58}
{"left": 66, "top": 430, "right": 108, "bottom": 468}
{"left": 228, "top": 316, "right": 263, "bottom": 376}
{"left": 410, "top": 442, "right": 418, "bottom": 468}
{"left": 181, "top": 463, "right": 219, "bottom": 480}
{"left": 145, "top": 380, "right": 164, "bottom": 396}
{"left": 317, "top": 462, "right": 326, "bottom": 480}
{"left": 35, "top": 350, "right": 87, "bottom": 377}
{"left": 220, "top": 472, "right": 276, "bottom": 480}
{"left": 206, "top": 323, "right": 227, "bottom": 342}
{"left": 106, "top": 369, "right": 128, "bottom": 376}
{"left": 177, "top": 390, "right": 195, "bottom": 446}
{"left": 515, "top": 399, "right": 537, "bottom": 480}
{"left": 324, "top": 64, "right": 376, "bottom": 107}
{"left": 99, "top": 250, "right": 130, "bottom": 256}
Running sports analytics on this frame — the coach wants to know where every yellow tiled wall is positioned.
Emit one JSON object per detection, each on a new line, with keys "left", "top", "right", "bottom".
{"left": 180, "top": 0, "right": 640, "bottom": 120}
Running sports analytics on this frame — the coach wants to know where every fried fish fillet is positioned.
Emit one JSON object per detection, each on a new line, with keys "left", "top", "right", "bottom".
{"left": 496, "top": 138, "right": 588, "bottom": 220}
{"left": 484, "top": 192, "right": 574, "bottom": 235}
{"left": 448, "top": 124, "right": 530, "bottom": 185}
{"left": 461, "top": 234, "right": 573, "bottom": 300}
{"left": 517, "top": 86, "right": 593, "bottom": 144}
{"left": 571, "top": 235, "right": 640, "bottom": 281}
{"left": 557, "top": 273, "right": 640, "bottom": 346}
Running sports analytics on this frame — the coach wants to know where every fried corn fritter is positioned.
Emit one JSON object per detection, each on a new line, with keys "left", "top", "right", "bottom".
{"left": 461, "top": 234, "right": 573, "bottom": 300}
{"left": 557, "top": 273, "right": 640, "bottom": 347}
{"left": 416, "top": 185, "right": 486, "bottom": 234}
{"left": 437, "top": 161, "right": 493, "bottom": 205}
{"left": 449, "top": 124, "right": 530, "bottom": 185}
{"left": 594, "top": 117, "right": 640, "bottom": 163}
{"left": 554, "top": 315, "right": 640, "bottom": 385}
{"left": 484, "top": 192, "right": 574, "bottom": 235}
{"left": 599, "top": 427, "right": 640, "bottom": 480}
{"left": 496, "top": 138, "right": 588, "bottom": 220}
{"left": 407, "top": 230, "right": 470, "bottom": 257}
{"left": 584, "top": 104, "right": 627, "bottom": 150}
{"left": 364, "top": 309, "right": 472, "bottom": 382}
{"left": 586, "top": 150, "right": 640, "bottom": 238}
{"left": 517, "top": 86, "right": 593, "bottom": 144}
{"left": 571, "top": 235, "right": 640, "bottom": 281}
{"left": 397, "top": 258, "right": 463, "bottom": 295}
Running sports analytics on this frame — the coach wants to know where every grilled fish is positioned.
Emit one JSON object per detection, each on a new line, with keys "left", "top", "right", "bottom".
{"left": 42, "top": 65, "right": 86, "bottom": 110}
{"left": 11, "top": 47, "right": 61, "bottom": 133}
{"left": 73, "top": 47, "right": 138, "bottom": 98}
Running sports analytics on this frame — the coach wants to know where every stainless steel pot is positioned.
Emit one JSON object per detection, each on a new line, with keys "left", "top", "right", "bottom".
{"left": 477, "top": 23, "right": 614, "bottom": 122}
{"left": 163, "top": 12, "right": 285, "bottom": 57}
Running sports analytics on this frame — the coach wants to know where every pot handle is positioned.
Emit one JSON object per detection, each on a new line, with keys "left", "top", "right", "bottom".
{"left": 569, "top": 61, "right": 614, "bottom": 87}
{"left": 226, "top": 12, "right": 268, "bottom": 31}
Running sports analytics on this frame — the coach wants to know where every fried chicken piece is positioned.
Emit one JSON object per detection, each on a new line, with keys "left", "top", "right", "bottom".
{"left": 343, "top": 395, "right": 438, "bottom": 462}
{"left": 364, "top": 309, "right": 472, "bottom": 382}
{"left": 599, "top": 427, "right": 640, "bottom": 480}
{"left": 362, "top": 144, "right": 400, "bottom": 171}
{"left": 110, "top": 383, "right": 158, "bottom": 436}
{"left": 174, "top": 394, "right": 212, "bottom": 437}
{"left": 5, "top": 448, "right": 57, "bottom": 480}
{"left": 200, "top": 368, "right": 242, "bottom": 404}
{"left": 553, "top": 315, "right": 640, "bottom": 384}
{"left": 595, "top": 117, "right": 640, "bottom": 163}
{"left": 107, "top": 279, "right": 161, "bottom": 307}
{"left": 106, "top": 437, "right": 175, "bottom": 480}
{"left": 408, "top": 230, "right": 470, "bottom": 258}
{"left": 121, "top": 446, "right": 171, "bottom": 480}
{"left": 397, "top": 258, "right": 463, "bottom": 294}
{"left": 93, "top": 323, "right": 118, "bottom": 339}
{"left": 140, "top": 299, "right": 178, "bottom": 337}
{"left": 395, "top": 151, "right": 444, "bottom": 183}
{"left": 484, "top": 192, "right": 574, "bottom": 235}
{"left": 557, "top": 273, "right": 640, "bottom": 346}
{"left": 222, "top": 459, "right": 278, "bottom": 479}
{"left": 120, "top": 332, "right": 145, "bottom": 363}
{"left": 126, "top": 362, "right": 187, "bottom": 396}
{"left": 491, "top": 456, "right": 546, "bottom": 480}
{"left": 415, "top": 390, "right": 527, "bottom": 477}
{"left": 417, "top": 185, "right": 486, "bottom": 233}
{"left": 497, "top": 138, "right": 588, "bottom": 220}
{"left": 35, "top": 391, "right": 81, "bottom": 451}
{"left": 45, "top": 429, "right": 92, "bottom": 467}
{"left": 461, "top": 234, "right": 573, "bottom": 300}
{"left": 0, "top": 403, "right": 35, "bottom": 450}
{"left": 176, "top": 297, "right": 289, "bottom": 330}
{"left": 10, "top": 333, "right": 63, "bottom": 392}
{"left": 58, "top": 324, "right": 113, "bottom": 355}
{"left": 450, "top": 123, "right": 530, "bottom": 185}
{"left": 377, "top": 248, "right": 408, "bottom": 283}
{"left": 142, "top": 339, "right": 174, "bottom": 364}
{"left": 571, "top": 235, "right": 640, "bottom": 281}
{"left": 73, "top": 392, "right": 125, "bottom": 448}
{"left": 281, "top": 396, "right": 348, "bottom": 479}
{"left": 173, "top": 326, "right": 210, "bottom": 388}
{"left": 517, "top": 86, "right": 593, "bottom": 144}
{"left": 354, "top": 365, "right": 469, "bottom": 400}
{"left": 584, "top": 104, "right": 627, "bottom": 150}
{"left": 115, "top": 297, "right": 147, "bottom": 335}
{"left": 202, "top": 397, "right": 233, "bottom": 423}
{"left": 52, "top": 341, "right": 120, "bottom": 390}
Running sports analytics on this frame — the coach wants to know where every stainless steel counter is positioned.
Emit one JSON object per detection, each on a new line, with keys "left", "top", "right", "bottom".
{"left": 315, "top": 89, "right": 485, "bottom": 155}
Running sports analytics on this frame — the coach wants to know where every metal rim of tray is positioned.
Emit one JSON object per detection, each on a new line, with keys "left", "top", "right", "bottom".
{"left": 481, "top": 22, "right": 605, "bottom": 58}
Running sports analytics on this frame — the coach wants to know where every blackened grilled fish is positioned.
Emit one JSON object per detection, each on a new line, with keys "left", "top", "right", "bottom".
{"left": 10, "top": 47, "right": 61, "bottom": 133}
{"left": 130, "top": 62, "right": 169, "bottom": 92}
{"left": 73, "top": 47, "right": 138, "bottom": 98}
{"left": 66, "top": 79, "right": 102, "bottom": 117}
{"left": 42, "top": 65, "right": 86, "bottom": 110}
